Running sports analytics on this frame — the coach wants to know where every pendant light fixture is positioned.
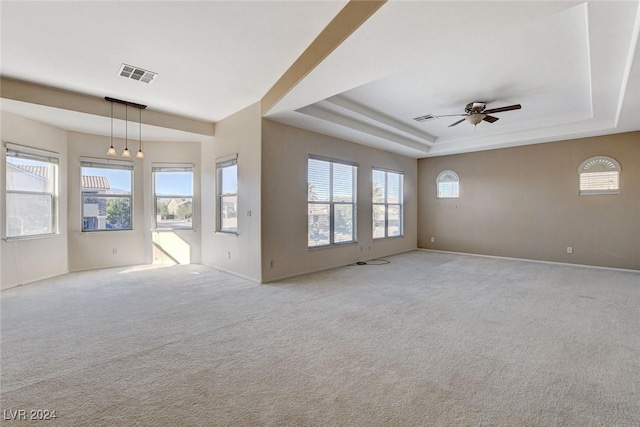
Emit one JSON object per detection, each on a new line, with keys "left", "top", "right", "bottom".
{"left": 106, "top": 101, "right": 117, "bottom": 156}
{"left": 104, "top": 97, "right": 147, "bottom": 159}
{"left": 136, "top": 107, "right": 144, "bottom": 159}
{"left": 121, "top": 104, "right": 131, "bottom": 158}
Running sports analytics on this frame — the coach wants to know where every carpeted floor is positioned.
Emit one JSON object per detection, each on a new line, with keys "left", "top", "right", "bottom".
{"left": 1, "top": 251, "right": 639, "bottom": 426}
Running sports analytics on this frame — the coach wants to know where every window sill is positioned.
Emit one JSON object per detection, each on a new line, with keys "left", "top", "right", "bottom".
{"left": 3, "top": 233, "right": 58, "bottom": 242}
{"left": 373, "top": 235, "right": 405, "bottom": 241}
{"left": 79, "top": 229, "right": 135, "bottom": 235}
{"left": 215, "top": 231, "right": 239, "bottom": 236}
{"left": 152, "top": 228, "right": 196, "bottom": 232}
{"left": 308, "top": 241, "right": 358, "bottom": 251}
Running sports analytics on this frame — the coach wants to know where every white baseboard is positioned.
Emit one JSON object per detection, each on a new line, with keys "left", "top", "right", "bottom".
{"left": 418, "top": 248, "right": 640, "bottom": 274}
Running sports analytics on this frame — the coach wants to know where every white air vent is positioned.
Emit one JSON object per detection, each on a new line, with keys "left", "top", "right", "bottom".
{"left": 413, "top": 114, "right": 436, "bottom": 122}
{"left": 119, "top": 63, "right": 157, "bottom": 83}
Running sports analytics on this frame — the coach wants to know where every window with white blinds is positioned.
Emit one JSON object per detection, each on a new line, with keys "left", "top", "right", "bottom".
{"left": 6, "top": 143, "right": 59, "bottom": 238}
{"left": 436, "top": 170, "right": 459, "bottom": 198}
{"left": 308, "top": 156, "right": 357, "bottom": 247}
{"left": 81, "top": 158, "right": 133, "bottom": 232}
{"left": 216, "top": 154, "right": 238, "bottom": 233}
{"left": 578, "top": 156, "right": 620, "bottom": 195}
{"left": 372, "top": 168, "right": 404, "bottom": 239}
{"left": 153, "top": 164, "right": 194, "bottom": 230}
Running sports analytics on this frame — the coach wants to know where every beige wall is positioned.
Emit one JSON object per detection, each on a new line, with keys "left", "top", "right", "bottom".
{"left": 67, "top": 132, "right": 147, "bottom": 271}
{"left": 201, "top": 102, "right": 262, "bottom": 281}
{"left": 1, "top": 112, "right": 69, "bottom": 289}
{"left": 261, "top": 119, "right": 417, "bottom": 282}
{"left": 418, "top": 131, "right": 640, "bottom": 270}
{"left": 67, "top": 133, "right": 202, "bottom": 271}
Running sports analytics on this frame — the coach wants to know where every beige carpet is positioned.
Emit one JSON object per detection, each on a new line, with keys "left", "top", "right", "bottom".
{"left": 1, "top": 251, "right": 639, "bottom": 426}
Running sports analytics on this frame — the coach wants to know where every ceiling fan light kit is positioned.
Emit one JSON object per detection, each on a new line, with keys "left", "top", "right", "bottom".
{"left": 414, "top": 101, "right": 521, "bottom": 128}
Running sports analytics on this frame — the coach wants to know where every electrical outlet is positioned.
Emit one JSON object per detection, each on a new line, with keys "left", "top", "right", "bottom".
{"left": 567, "top": 247, "right": 573, "bottom": 254}
{"left": 112, "top": 248, "right": 118, "bottom": 255}
{"left": 431, "top": 237, "right": 435, "bottom": 243}
{"left": 269, "top": 260, "right": 274, "bottom": 268}
{"left": 227, "top": 251, "right": 231, "bottom": 259}
{"left": 247, "top": 210, "right": 252, "bottom": 217}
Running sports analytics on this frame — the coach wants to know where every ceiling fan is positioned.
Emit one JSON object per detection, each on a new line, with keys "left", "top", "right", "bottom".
{"left": 414, "top": 102, "right": 522, "bottom": 127}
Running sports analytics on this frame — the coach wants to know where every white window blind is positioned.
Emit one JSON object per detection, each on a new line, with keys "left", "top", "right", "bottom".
{"left": 216, "top": 155, "right": 238, "bottom": 233}
{"left": 6, "top": 143, "right": 59, "bottom": 238}
{"left": 81, "top": 159, "right": 133, "bottom": 232}
{"left": 153, "top": 164, "right": 194, "bottom": 230}
{"left": 372, "top": 168, "right": 404, "bottom": 239}
{"left": 578, "top": 156, "right": 620, "bottom": 195}
{"left": 436, "top": 170, "right": 459, "bottom": 198}
{"left": 308, "top": 156, "right": 357, "bottom": 247}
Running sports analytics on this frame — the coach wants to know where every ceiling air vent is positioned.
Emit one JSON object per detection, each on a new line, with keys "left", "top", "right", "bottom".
{"left": 119, "top": 63, "right": 157, "bottom": 83}
{"left": 413, "top": 114, "right": 436, "bottom": 122}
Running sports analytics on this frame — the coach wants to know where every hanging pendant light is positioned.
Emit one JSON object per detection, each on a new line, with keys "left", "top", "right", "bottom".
{"left": 106, "top": 101, "right": 117, "bottom": 156}
{"left": 121, "top": 104, "right": 131, "bottom": 158}
{"left": 136, "top": 107, "right": 144, "bottom": 159}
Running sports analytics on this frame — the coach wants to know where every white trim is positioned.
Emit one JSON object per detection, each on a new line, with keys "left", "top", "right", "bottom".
{"left": 215, "top": 153, "right": 238, "bottom": 167}
{"left": 201, "top": 263, "right": 261, "bottom": 284}
{"left": 309, "top": 153, "right": 358, "bottom": 167}
{"left": 80, "top": 156, "right": 134, "bottom": 169}
{"left": 5, "top": 141, "right": 60, "bottom": 159}
{"left": 151, "top": 163, "right": 194, "bottom": 172}
{"left": 419, "top": 249, "right": 640, "bottom": 274}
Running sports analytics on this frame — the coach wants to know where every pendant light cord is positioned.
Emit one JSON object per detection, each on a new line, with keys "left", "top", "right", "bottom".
{"left": 125, "top": 104, "right": 128, "bottom": 149}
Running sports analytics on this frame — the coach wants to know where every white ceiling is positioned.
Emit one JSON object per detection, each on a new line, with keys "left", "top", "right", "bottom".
{"left": 0, "top": 0, "right": 347, "bottom": 122}
{"left": 268, "top": 0, "right": 640, "bottom": 157}
{"left": 1, "top": 1, "right": 639, "bottom": 158}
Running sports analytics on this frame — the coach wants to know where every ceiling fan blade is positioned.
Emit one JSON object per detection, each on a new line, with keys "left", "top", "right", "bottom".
{"left": 483, "top": 104, "right": 521, "bottom": 114}
{"left": 448, "top": 118, "right": 466, "bottom": 127}
{"left": 483, "top": 115, "right": 499, "bottom": 123}
{"left": 435, "top": 113, "right": 466, "bottom": 118}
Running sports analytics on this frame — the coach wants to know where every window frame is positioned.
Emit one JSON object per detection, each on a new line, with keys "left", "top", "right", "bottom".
{"left": 307, "top": 155, "right": 358, "bottom": 248}
{"left": 152, "top": 163, "right": 195, "bottom": 231}
{"left": 216, "top": 154, "right": 238, "bottom": 234}
{"left": 436, "top": 170, "right": 460, "bottom": 199}
{"left": 372, "top": 167, "right": 404, "bottom": 240}
{"left": 81, "top": 157, "right": 134, "bottom": 232}
{"left": 5, "top": 143, "right": 59, "bottom": 240}
{"left": 578, "top": 156, "right": 621, "bottom": 196}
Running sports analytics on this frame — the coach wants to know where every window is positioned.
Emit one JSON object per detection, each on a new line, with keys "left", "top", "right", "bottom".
{"left": 6, "top": 143, "right": 59, "bottom": 238}
{"left": 436, "top": 170, "right": 459, "bottom": 198}
{"left": 579, "top": 156, "right": 620, "bottom": 195}
{"left": 153, "top": 164, "right": 194, "bottom": 230}
{"left": 372, "top": 168, "right": 404, "bottom": 239}
{"left": 216, "top": 154, "right": 238, "bottom": 233}
{"left": 308, "top": 156, "right": 357, "bottom": 247}
{"left": 81, "top": 158, "right": 133, "bottom": 231}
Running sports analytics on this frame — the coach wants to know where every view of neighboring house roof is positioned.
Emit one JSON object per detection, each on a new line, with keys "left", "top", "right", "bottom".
{"left": 82, "top": 176, "right": 110, "bottom": 190}
{"left": 13, "top": 164, "right": 49, "bottom": 180}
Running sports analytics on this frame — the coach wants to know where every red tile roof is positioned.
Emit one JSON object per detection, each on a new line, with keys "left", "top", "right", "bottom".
{"left": 82, "top": 176, "right": 111, "bottom": 190}
{"left": 16, "top": 165, "right": 49, "bottom": 180}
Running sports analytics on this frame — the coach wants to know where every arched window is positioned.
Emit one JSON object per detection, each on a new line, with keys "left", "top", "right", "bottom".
{"left": 578, "top": 156, "right": 620, "bottom": 195}
{"left": 436, "top": 170, "right": 459, "bottom": 198}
